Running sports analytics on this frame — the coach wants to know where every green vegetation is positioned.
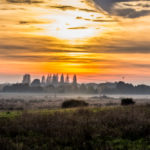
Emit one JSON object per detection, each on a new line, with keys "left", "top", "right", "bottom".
{"left": 0, "top": 111, "right": 21, "bottom": 118}
{"left": 0, "top": 105, "right": 149, "bottom": 150}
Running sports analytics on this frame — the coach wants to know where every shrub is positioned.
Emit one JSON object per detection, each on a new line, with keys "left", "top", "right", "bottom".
{"left": 121, "top": 98, "right": 135, "bottom": 106}
{"left": 62, "top": 99, "right": 89, "bottom": 108}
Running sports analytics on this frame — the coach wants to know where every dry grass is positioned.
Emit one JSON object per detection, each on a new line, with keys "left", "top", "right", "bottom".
{"left": 0, "top": 105, "right": 149, "bottom": 149}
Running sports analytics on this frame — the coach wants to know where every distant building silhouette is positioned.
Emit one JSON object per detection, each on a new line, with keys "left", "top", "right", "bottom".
{"left": 21, "top": 73, "right": 78, "bottom": 88}
{"left": 65, "top": 74, "right": 70, "bottom": 84}
{"left": 72, "top": 74, "right": 77, "bottom": 86}
{"left": 22, "top": 74, "right": 31, "bottom": 85}
{"left": 52, "top": 74, "right": 59, "bottom": 85}
{"left": 46, "top": 74, "right": 51, "bottom": 85}
{"left": 4, "top": 73, "right": 150, "bottom": 94}
{"left": 41, "top": 76, "right": 46, "bottom": 85}
{"left": 60, "top": 74, "right": 64, "bottom": 84}
{"left": 56, "top": 74, "right": 59, "bottom": 84}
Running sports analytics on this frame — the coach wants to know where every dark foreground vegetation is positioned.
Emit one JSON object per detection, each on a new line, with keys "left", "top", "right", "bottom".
{"left": 121, "top": 98, "right": 135, "bottom": 106}
{"left": 0, "top": 105, "right": 150, "bottom": 150}
{"left": 62, "top": 99, "right": 89, "bottom": 108}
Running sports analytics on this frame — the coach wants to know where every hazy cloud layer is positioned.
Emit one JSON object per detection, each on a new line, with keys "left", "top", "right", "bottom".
{"left": 92, "top": 0, "right": 150, "bottom": 18}
{"left": 50, "top": 5, "right": 96, "bottom": 13}
{"left": 6, "top": 0, "right": 43, "bottom": 3}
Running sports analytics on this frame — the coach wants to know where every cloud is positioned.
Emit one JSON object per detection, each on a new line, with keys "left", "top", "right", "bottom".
{"left": 50, "top": 5, "right": 76, "bottom": 11}
{"left": 6, "top": 0, "right": 96, "bottom": 13}
{"left": 6, "top": 0, "right": 43, "bottom": 3}
{"left": 0, "top": 36, "right": 89, "bottom": 63}
{"left": 67, "top": 27, "right": 88, "bottom": 30}
{"left": 79, "top": 8, "right": 96, "bottom": 12}
{"left": 19, "top": 20, "right": 49, "bottom": 25}
{"left": 82, "top": 42, "right": 150, "bottom": 53}
{"left": 113, "top": 8, "right": 150, "bottom": 18}
{"left": 50, "top": 5, "right": 96, "bottom": 13}
{"left": 1, "top": 34, "right": 150, "bottom": 66}
{"left": 91, "top": 0, "right": 150, "bottom": 18}
{"left": 76, "top": 16, "right": 115, "bottom": 22}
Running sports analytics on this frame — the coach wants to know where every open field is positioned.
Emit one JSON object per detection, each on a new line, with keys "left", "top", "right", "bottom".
{"left": 0, "top": 105, "right": 149, "bottom": 150}
{"left": 0, "top": 93, "right": 150, "bottom": 110}
{"left": 0, "top": 93, "right": 149, "bottom": 149}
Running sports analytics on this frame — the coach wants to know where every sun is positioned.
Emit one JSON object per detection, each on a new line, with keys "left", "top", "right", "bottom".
{"left": 36, "top": 13, "right": 98, "bottom": 41}
{"left": 29, "top": 2, "right": 112, "bottom": 44}
{"left": 19, "top": 0, "right": 115, "bottom": 46}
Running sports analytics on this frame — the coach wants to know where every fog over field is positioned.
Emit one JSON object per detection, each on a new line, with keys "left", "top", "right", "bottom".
{"left": 0, "top": 92, "right": 149, "bottom": 110}
{"left": 1, "top": 92, "right": 150, "bottom": 100}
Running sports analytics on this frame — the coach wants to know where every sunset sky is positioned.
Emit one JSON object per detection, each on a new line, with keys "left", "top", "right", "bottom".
{"left": 0, "top": 0, "right": 150, "bottom": 84}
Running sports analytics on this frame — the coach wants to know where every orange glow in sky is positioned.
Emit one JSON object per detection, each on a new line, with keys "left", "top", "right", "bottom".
{"left": 0, "top": 0, "right": 150, "bottom": 84}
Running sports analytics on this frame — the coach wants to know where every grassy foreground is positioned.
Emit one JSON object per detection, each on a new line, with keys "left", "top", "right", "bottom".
{"left": 0, "top": 105, "right": 150, "bottom": 150}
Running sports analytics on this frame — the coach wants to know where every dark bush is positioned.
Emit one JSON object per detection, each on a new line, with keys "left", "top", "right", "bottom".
{"left": 121, "top": 98, "right": 135, "bottom": 106}
{"left": 62, "top": 99, "right": 89, "bottom": 108}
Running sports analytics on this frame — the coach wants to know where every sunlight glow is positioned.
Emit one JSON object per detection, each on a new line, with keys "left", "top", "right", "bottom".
{"left": 31, "top": 2, "right": 113, "bottom": 43}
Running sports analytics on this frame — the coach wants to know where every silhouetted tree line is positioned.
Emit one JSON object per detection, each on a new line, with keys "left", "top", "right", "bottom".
{"left": 3, "top": 84, "right": 43, "bottom": 93}
{"left": 3, "top": 81, "right": 150, "bottom": 94}
{"left": 2, "top": 83, "right": 98, "bottom": 94}
{"left": 101, "top": 81, "right": 150, "bottom": 94}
